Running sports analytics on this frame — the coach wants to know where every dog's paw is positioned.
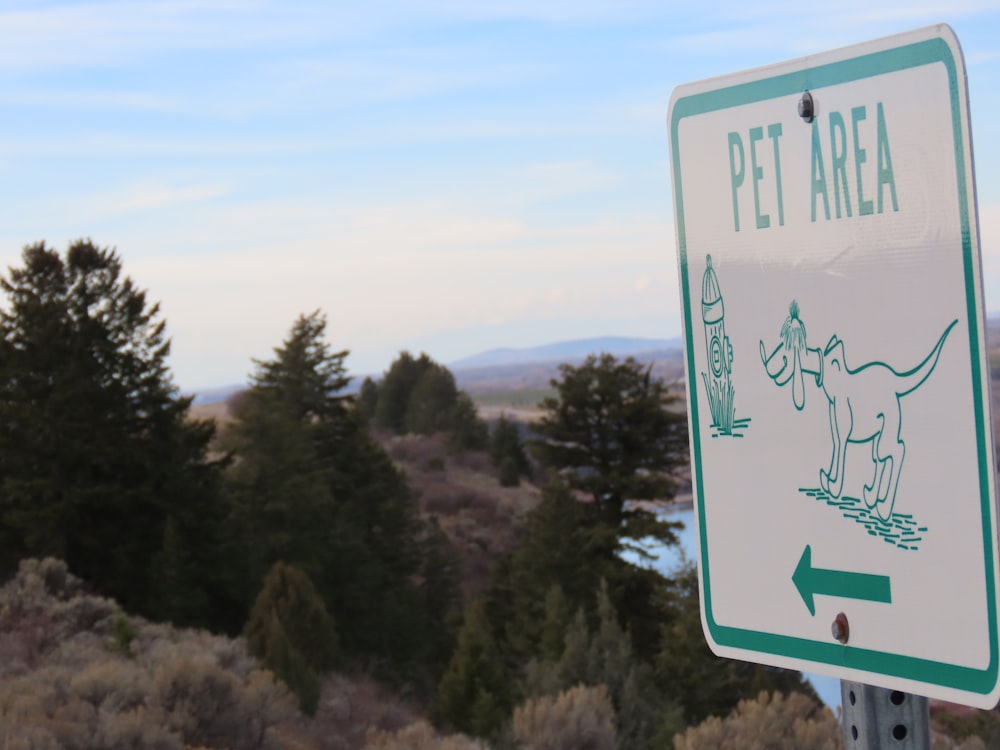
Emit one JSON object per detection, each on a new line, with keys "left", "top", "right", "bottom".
{"left": 874, "top": 497, "right": 894, "bottom": 521}
{"left": 862, "top": 484, "right": 877, "bottom": 508}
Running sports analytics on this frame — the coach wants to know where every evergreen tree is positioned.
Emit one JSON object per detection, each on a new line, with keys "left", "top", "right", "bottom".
{"left": 490, "top": 413, "right": 530, "bottom": 479}
{"left": 245, "top": 561, "right": 337, "bottom": 714}
{"left": 0, "top": 240, "right": 223, "bottom": 619}
{"left": 223, "top": 312, "right": 459, "bottom": 679}
{"left": 531, "top": 353, "right": 688, "bottom": 546}
{"left": 419, "top": 517, "right": 465, "bottom": 673}
{"left": 497, "top": 456, "right": 520, "bottom": 487}
{"left": 539, "top": 585, "right": 572, "bottom": 662}
{"left": 524, "top": 581, "right": 681, "bottom": 750}
{"left": 406, "top": 363, "right": 459, "bottom": 435}
{"left": 437, "top": 599, "right": 512, "bottom": 739}
{"left": 223, "top": 387, "right": 334, "bottom": 601}
{"left": 375, "top": 351, "right": 486, "bottom": 450}
{"left": 375, "top": 351, "right": 433, "bottom": 432}
{"left": 499, "top": 482, "right": 611, "bottom": 661}
{"left": 447, "top": 392, "right": 489, "bottom": 452}
{"left": 222, "top": 311, "right": 349, "bottom": 595}
{"left": 655, "top": 563, "right": 818, "bottom": 726}
{"left": 149, "top": 515, "right": 212, "bottom": 628}
{"left": 357, "top": 376, "right": 379, "bottom": 424}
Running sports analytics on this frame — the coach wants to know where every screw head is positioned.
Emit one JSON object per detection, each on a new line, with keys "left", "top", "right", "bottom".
{"left": 798, "top": 91, "right": 815, "bottom": 123}
{"left": 831, "top": 612, "right": 849, "bottom": 644}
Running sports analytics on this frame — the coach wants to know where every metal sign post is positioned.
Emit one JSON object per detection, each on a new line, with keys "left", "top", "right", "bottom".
{"left": 840, "top": 682, "right": 929, "bottom": 749}
{"left": 668, "top": 24, "right": 1000, "bottom": 711}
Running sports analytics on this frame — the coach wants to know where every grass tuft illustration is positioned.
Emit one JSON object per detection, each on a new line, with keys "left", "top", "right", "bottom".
{"left": 702, "top": 372, "right": 736, "bottom": 435}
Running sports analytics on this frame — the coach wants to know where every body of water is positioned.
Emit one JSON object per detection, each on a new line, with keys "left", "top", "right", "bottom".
{"left": 633, "top": 504, "right": 842, "bottom": 710}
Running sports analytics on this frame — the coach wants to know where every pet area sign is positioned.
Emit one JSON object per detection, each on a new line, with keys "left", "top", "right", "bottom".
{"left": 668, "top": 25, "right": 1000, "bottom": 708}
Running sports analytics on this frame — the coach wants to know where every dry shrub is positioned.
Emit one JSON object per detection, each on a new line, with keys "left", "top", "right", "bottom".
{"left": 511, "top": 683, "right": 617, "bottom": 750}
{"left": 0, "top": 558, "right": 116, "bottom": 660}
{"left": 932, "top": 737, "right": 989, "bottom": 750}
{"left": 288, "top": 672, "right": 421, "bottom": 750}
{"left": 0, "top": 558, "right": 296, "bottom": 750}
{"left": 673, "top": 691, "right": 840, "bottom": 750}
{"left": 96, "top": 708, "right": 182, "bottom": 750}
{"left": 384, "top": 433, "right": 449, "bottom": 466}
{"left": 364, "top": 720, "right": 485, "bottom": 750}
{"left": 72, "top": 660, "right": 146, "bottom": 713}
{"left": 423, "top": 487, "right": 496, "bottom": 519}
{"left": 151, "top": 657, "right": 245, "bottom": 741}
{"left": 447, "top": 449, "right": 493, "bottom": 474}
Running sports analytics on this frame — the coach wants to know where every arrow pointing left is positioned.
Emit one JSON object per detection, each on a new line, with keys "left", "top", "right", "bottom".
{"left": 792, "top": 545, "right": 892, "bottom": 616}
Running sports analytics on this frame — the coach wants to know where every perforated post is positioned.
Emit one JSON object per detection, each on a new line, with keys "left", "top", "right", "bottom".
{"left": 841, "top": 681, "right": 930, "bottom": 749}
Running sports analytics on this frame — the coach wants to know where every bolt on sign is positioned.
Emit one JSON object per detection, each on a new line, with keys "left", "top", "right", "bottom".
{"left": 668, "top": 25, "right": 1000, "bottom": 708}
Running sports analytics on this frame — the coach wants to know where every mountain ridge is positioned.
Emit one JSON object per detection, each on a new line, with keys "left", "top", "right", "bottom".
{"left": 190, "top": 335, "right": 684, "bottom": 404}
{"left": 448, "top": 335, "right": 682, "bottom": 370}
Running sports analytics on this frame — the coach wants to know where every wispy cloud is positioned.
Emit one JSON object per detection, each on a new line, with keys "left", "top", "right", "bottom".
{"left": 0, "top": 1, "right": 325, "bottom": 72}
{"left": 86, "top": 180, "right": 231, "bottom": 218}
{"left": 7, "top": 88, "right": 181, "bottom": 113}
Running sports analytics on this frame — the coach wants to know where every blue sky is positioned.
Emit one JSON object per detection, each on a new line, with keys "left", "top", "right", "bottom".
{"left": 2, "top": 2, "right": 999, "bottom": 390}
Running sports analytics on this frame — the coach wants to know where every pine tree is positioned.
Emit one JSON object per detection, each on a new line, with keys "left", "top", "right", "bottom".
{"left": 448, "top": 392, "right": 489, "bottom": 452}
{"left": 531, "top": 353, "right": 688, "bottom": 545}
{"left": 524, "top": 581, "right": 680, "bottom": 750}
{"left": 375, "top": 352, "right": 486, "bottom": 449}
{"left": 539, "top": 585, "right": 572, "bottom": 662}
{"left": 223, "top": 385, "right": 335, "bottom": 600}
{"left": 375, "top": 351, "right": 432, "bottom": 433}
{"left": 655, "top": 563, "right": 819, "bottom": 726}
{"left": 245, "top": 561, "right": 337, "bottom": 714}
{"left": 0, "top": 240, "right": 223, "bottom": 618}
{"left": 490, "top": 413, "right": 530, "bottom": 478}
{"left": 437, "top": 599, "right": 513, "bottom": 739}
{"left": 499, "top": 482, "right": 610, "bottom": 660}
{"left": 419, "top": 517, "right": 465, "bottom": 673}
{"left": 224, "top": 312, "right": 458, "bottom": 679}
{"left": 149, "top": 515, "right": 212, "bottom": 628}
{"left": 405, "top": 363, "right": 458, "bottom": 435}
{"left": 357, "top": 376, "right": 379, "bottom": 424}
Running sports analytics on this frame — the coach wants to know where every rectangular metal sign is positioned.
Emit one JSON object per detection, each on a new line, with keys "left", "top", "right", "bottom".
{"left": 668, "top": 25, "right": 1000, "bottom": 708}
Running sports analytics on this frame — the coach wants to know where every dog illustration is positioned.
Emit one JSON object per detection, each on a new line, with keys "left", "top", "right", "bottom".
{"left": 759, "top": 302, "right": 957, "bottom": 520}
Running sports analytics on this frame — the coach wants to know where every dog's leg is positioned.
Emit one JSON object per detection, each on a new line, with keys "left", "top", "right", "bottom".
{"left": 820, "top": 398, "right": 847, "bottom": 496}
{"left": 873, "top": 404, "right": 904, "bottom": 520}
{"left": 864, "top": 414, "right": 887, "bottom": 507}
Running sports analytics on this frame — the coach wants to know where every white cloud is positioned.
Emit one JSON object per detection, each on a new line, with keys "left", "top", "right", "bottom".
{"left": 0, "top": 1, "right": 327, "bottom": 72}
{"left": 85, "top": 181, "right": 230, "bottom": 217}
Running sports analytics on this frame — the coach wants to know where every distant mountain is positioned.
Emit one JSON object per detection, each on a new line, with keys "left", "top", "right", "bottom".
{"left": 188, "top": 336, "right": 686, "bottom": 405}
{"left": 190, "top": 384, "right": 245, "bottom": 406}
{"left": 449, "top": 336, "right": 682, "bottom": 370}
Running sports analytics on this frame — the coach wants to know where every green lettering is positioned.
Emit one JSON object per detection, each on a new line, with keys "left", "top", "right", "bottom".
{"left": 829, "top": 111, "right": 851, "bottom": 219}
{"left": 768, "top": 122, "right": 784, "bottom": 227}
{"left": 811, "top": 121, "right": 830, "bottom": 222}
{"left": 876, "top": 102, "right": 898, "bottom": 213}
{"left": 852, "top": 106, "right": 873, "bottom": 216}
{"left": 749, "top": 126, "right": 769, "bottom": 229}
{"left": 728, "top": 132, "right": 745, "bottom": 232}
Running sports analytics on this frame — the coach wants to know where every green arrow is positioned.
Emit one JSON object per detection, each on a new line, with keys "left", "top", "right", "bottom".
{"left": 792, "top": 545, "right": 892, "bottom": 616}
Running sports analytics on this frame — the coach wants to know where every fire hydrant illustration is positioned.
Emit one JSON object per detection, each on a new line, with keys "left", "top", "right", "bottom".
{"left": 701, "top": 254, "right": 741, "bottom": 436}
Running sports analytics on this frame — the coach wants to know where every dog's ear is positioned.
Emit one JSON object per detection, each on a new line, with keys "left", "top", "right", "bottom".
{"left": 824, "top": 335, "right": 840, "bottom": 354}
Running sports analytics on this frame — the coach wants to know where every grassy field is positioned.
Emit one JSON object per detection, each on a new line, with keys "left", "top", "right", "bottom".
{"left": 471, "top": 387, "right": 556, "bottom": 408}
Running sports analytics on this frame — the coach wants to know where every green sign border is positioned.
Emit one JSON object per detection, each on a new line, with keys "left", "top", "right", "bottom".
{"left": 671, "top": 34, "right": 999, "bottom": 695}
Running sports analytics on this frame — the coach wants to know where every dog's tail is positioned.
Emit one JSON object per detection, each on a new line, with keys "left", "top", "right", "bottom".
{"left": 895, "top": 318, "right": 959, "bottom": 397}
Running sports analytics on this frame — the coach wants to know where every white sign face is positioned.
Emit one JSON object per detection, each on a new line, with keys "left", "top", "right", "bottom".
{"left": 669, "top": 25, "right": 1000, "bottom": 708}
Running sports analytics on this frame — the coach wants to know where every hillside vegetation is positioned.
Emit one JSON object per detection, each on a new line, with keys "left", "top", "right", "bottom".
{"left": 2, "top": 240, "right": 998, "bottom": 748}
